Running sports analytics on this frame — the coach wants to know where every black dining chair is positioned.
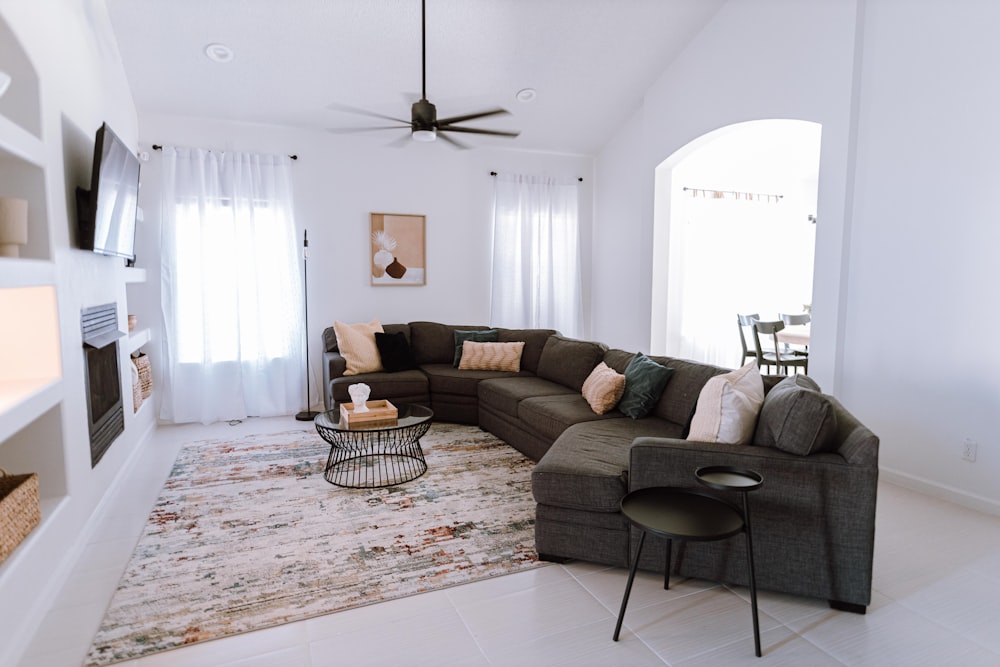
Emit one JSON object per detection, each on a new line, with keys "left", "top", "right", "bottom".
{"left": 737, "top": 313, "right": 760, "bottom": 366}
{"left": 753, "top": 320, "right": 808, "bottom": 375}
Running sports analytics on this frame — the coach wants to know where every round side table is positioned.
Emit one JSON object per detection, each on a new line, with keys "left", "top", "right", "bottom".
{"left": 612, "top": 466, "right": 764, "bottom": 657}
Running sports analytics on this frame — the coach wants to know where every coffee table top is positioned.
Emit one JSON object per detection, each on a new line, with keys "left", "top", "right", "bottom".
{"left": 620, "top": 487, "right": 744, "bottom": 541}
{"left": 315, "top": 402, "right": 433, "bottom": 433}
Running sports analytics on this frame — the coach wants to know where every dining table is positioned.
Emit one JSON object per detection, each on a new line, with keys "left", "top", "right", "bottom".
{"left": 776, "top": 325, "right": 810, "bottom": 347}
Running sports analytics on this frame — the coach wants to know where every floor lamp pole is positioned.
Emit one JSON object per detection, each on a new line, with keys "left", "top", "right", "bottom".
{"left": 295, "top": 229, "right": 319, "bottom": 421}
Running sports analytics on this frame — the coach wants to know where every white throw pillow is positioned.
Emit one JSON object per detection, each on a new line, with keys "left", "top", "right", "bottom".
{"left": 333, "top": 319, "right": 384, "bottom": 375}
{"left": 686, "top": 361, "right": 765, "bottom": 445}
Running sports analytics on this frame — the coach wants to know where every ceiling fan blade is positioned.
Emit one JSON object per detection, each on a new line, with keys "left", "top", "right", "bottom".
{"left": 326, "top": 124, "right": 411, "bottom": 134}
{"left": 326, "top": 102, "right": 410, "bottom": 125}
{"left": 438, "top": 125, "right": 520, "bottom": 138}
{"left": 437, "top": 132, "right": 470, "bottom": 150}
{"left": 436, "top": 108, "right": 509, "bottom": 126}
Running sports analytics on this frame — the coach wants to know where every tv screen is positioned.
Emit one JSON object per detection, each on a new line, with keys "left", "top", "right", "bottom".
{"left": 78, "top": 122, "right": 140, "bottom": 261}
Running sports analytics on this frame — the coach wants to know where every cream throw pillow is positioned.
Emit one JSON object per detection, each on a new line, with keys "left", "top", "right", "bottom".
{"left": 687, "top": 360, "right": 765, "bottom": 445}
{"left": 581, "top": 362, "right": 626, "bottom": 415}
{"left": 333, "top": 319, "right": 384, "bottom": 375}
{"left": 458, "top": 341, "right": 525, "bottom": 372}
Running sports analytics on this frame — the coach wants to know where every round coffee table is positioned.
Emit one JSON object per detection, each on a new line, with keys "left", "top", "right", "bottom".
{"left": 612, "top": 467, "right": 764, "bottom": 657}
{"left": 314, "top": 403, "right": 433, "bottom": 488}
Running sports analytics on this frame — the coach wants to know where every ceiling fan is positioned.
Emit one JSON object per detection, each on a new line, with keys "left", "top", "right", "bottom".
{"left": 327, "top": 0, "right": 520, "bottom": 149}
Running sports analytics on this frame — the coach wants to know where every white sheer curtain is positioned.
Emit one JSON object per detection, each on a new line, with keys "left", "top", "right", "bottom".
{"left": 490, "top": 173, "right": 583, "bottom": 337}
{"left": 159, "top": 147, "right": 304, "bottom": 424}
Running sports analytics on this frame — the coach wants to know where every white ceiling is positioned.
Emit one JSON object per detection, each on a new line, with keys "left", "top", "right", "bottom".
{"left": 106, "top": 0, "right": 724, "bottom": 155}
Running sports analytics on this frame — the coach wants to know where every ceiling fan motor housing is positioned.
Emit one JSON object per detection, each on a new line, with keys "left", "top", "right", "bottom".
{"left": 412, "top": 99, "right": 437, "bottom": 130}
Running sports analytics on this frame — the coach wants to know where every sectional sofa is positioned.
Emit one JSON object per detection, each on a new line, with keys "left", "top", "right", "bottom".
{"left": 322, "top": 321, "right": 879, "bottom": 612}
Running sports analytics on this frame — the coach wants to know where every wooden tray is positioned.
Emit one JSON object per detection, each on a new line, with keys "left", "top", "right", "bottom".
{"left": 339, "top": 400, "right": 399, "bottom": 427}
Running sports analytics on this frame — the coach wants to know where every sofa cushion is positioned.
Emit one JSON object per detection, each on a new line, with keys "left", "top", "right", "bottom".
{"left": 375, "top": 331, "right": 417, "bottom": 372}
{"left": 478, "top": 377, "right": 575, "bottom": 418}
{"left": 496, "top": 328, "right": 557, "bottom": 374}
{"left": 754, "top": 375, "right": 838, "bottom": 455}
{"left": 651, "top": 356, "right": 729, "bottom": 425}
{"left": 536, "top": 335, "right": 607, "bottom": 392}
{"left": 581, "top": 362, "right": 626, "bottom": 415}
{"left": 618, "top": 352, "right": 674, "bottom": 419}
{"left": 687, "top": 361, "right": 765, "bottom": 445}
{"left": 333, "top": 319, "right": 384, "bottom": 375}
{"left": 421, "top": 363, "right": 524, "bottom": 397}
{"left": 518, "top": 394, "right": 621, "bottom": 442}
{"left": 459, "top": 341, "right": 525, "bottom": 372}
{"left": 453, "top": 329, "right": 499, "bottom": 366}
{"left": 328, "top": 369, "right": 428, "bottom": 403}
{"left": 409, "top": 322, "right": 489, "bottom": 365}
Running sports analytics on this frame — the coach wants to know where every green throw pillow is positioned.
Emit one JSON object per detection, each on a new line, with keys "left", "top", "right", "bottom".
{"left": 618, "top": 352, "right": 674, "bottom": 419}
{"left": 453, "top": 329, "right": 498, "bottom": 366}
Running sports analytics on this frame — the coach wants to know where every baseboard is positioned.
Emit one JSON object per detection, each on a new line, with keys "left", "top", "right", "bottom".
{"left": 880, "top": 467, "right": 1000, "bottom": 517}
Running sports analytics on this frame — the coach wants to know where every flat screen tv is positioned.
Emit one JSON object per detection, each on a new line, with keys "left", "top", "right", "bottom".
{"left": 77, "top": 122, "right": 140, "bottom": 262}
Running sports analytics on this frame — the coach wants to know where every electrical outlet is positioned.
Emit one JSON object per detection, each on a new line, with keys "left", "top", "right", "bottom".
{"left": 962, "top": 438, "right": 978, "bottom": 462}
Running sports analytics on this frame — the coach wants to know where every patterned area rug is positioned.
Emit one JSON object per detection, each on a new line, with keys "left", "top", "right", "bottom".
{"left": 86, "top": 423, "right": 543, "bottom": 666}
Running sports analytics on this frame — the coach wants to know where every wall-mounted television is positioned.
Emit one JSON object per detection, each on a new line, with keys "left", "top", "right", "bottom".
{"left": 76, "top": 122, "right": 140, "bottom": 262}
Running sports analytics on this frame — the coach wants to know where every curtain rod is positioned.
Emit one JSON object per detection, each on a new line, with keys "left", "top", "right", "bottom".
{"left": 683, "top": 186, "right": 781, "bottom": 201}
{"left": 490, "top": 171, "right": 582, "bottom": 182}
{"left": 151, "top": 144, "right": 298, "bottom": 160}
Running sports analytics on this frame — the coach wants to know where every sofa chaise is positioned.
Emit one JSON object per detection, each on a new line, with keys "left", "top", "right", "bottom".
{"left": 321, "top": 320, "right": 879, "bottom": 612}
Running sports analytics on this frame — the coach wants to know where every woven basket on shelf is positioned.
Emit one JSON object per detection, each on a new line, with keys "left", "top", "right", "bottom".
{"left": 0, "top": 467, "right": 41, "bottom": 565}
{"left": 134, "top": 352, "right": 152, "bottom": 398}
{"left": 131, "top": 360, "right": 143, "bottom": 413}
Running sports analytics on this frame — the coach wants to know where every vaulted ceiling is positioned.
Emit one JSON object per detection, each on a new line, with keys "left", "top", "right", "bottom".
{"left": 106, "top": 0, "right": 724, "bottom": 155}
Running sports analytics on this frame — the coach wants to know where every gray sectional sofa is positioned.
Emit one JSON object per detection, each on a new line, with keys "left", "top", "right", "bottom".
{"left": 322, "top": 321, "right": 879, "bottom": 612}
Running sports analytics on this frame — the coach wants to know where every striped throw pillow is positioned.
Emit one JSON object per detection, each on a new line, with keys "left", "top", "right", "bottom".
{"left": 458, "top": 341, "right": 525, "bottom": 372}
{"left": 581, "top": 361, "right": 626, "bottom": 415}
{"left": 333, "top": 319, "right": 384, "bottom": 375}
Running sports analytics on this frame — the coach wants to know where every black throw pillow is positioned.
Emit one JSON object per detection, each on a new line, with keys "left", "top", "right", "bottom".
{"left": 375, "top": 331, "right": 417, "bottom": 372}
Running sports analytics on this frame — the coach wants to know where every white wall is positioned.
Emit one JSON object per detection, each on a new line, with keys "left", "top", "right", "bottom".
{"left": 592, "top": 0, "right": 1000, "bottom": 512}
{"left": 133, "top": 115, "right": 593, "bottom": 414}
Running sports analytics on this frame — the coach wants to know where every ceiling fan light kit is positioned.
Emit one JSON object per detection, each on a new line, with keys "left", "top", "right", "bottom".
{"left": 331, "top": 0, "right": 520, "bottom": 148}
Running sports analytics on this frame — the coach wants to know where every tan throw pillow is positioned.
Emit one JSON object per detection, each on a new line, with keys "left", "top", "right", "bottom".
{"left": 581, "top": 361, "right": 626, "bottom": 415}
{"left": 458, "top": 341, "right": 525, "bottom": 372}
{"left": 686, "top": 360, "right": 765, "bottom": 445}
{"left": 333, "top": 319, "right": 384, "bottom": 375}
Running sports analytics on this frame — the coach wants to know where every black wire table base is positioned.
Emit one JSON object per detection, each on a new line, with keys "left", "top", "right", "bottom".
{"left": 318, "top": 420, "right": 431, "bottom": 489}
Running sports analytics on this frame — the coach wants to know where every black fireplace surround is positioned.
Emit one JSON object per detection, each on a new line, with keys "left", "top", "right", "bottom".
{"left": 82, "top": 303, "right": 125, "bottom": 467}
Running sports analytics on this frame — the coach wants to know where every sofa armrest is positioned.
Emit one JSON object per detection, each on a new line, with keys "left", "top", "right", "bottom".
{"left": 323, "top": 350, "right": 348, "bottom": 410}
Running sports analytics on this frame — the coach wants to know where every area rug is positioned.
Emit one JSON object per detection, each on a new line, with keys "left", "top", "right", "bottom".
{"left": 85, "top": 423, "right": 543, "bottom": 666}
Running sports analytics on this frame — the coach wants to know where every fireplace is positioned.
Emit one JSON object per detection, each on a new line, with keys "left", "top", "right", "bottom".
{"left": 82, "top": 303, "right": 125, "bottom": 467}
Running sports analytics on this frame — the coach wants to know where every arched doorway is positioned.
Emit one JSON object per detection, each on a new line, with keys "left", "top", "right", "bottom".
{"left": 650, "top": 119, "right": 822, "bottom": 368}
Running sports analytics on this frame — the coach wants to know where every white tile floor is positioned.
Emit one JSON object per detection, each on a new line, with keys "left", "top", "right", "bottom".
{"left": 16, "top": 416, "right": 1000, "bottom": 666}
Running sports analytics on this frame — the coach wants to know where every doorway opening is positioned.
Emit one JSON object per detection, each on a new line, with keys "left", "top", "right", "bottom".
{"left": 650, "top": 119, "right": 821, "bottom": 368}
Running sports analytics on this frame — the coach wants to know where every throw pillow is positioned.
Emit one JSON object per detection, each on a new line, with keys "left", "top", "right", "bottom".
{"left": 754, "top": 375, "right": 838, "bottom": 455}
{"left": 453, "top": 328, "right": 498, "bottom": 366}
{"left": 333, "top": 319, "right": 384, "bottom": 376}
{"left": 686, "top": 360, "right": 765, "bottom": 445}
{"left": 458, "top": 341, "right": 525, "bottom": 372}
{"left": 581, "top": 361, "right": 627, "bottom": 415}
{"left": 374, "top": 331, "right": 417, "bottom": 372}
{"left": 618, "top": 352, "right": 674, "bottom": 419}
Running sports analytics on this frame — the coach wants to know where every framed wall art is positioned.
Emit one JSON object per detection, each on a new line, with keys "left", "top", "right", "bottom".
{"left": 370, "top": 213, "right": 426, "bottom": 286}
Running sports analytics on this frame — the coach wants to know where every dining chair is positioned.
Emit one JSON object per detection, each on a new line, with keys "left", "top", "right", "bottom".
{"left": 753, "top": 320, "right": 808, "bottom": 375}
{"left": 778, "top": 312, "right": 811, "bottom": 356}
{"left": 737, "top": 313, "right": 760, "bottom": 365}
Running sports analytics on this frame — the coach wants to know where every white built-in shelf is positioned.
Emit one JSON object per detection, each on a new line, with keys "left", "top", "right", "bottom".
{"left": 0, "top": 377, "right": 61, "bottom": 445}
{"left": 125, "top": 328, "right": 151, "bottom": 355}
{"left": 0, "top": 114, "right": 44, "bottom": 167}
{"left": 0, "top": 257, "right": 55, "bottom": 287}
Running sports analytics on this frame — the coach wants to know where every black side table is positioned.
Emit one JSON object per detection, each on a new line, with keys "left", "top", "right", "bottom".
{"left": 612, "top": 466, "right": 764, "bottom": 657}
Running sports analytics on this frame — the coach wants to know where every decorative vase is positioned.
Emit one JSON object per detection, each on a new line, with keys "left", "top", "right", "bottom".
{"left": 348, "top": 383, "right": 371, "bottom": 412}
{"left": 386, "top": 257, "right": 407, "bottom": 279}
{"left": 0, "top": 196, "right": 28, "bottom": 258}
{"left": 372, "top": 248, "right": 393, "bottom": 278}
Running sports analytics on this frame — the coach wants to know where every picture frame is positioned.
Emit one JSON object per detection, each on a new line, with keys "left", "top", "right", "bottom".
{"left": 370, "top": 213, "right": 426, "bottom": 286}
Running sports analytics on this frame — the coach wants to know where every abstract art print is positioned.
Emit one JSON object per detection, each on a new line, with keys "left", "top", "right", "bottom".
{"left": 370, "top": 213, "right": 426, "bottom": 285}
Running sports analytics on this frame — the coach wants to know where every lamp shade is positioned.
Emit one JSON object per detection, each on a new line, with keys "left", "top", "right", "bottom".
{"left": 0, "top": 196, "right": 28, "bottom": 257}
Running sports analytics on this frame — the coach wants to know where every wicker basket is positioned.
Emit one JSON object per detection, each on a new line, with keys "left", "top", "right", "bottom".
{"left": 134, "top": 352, "right": 152, "bottom": 398}
{"left": 0, "top": 467, "right": 41, "bottom": 565}
{"left": 131, "top": 361, "right": 143, "bottom": 413}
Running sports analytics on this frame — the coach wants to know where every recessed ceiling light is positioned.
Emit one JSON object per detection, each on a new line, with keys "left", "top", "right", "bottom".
{"left": 516, "top": 88, "right": 537, "bottom": 103}
{"left": 204, "top": 43, "right": 234, "bottom": 63}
